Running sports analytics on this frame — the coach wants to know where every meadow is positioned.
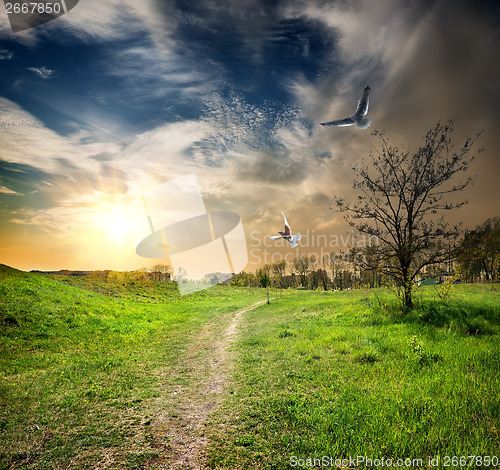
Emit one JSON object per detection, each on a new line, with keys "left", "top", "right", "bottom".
{"left": 206, "top": 285, "right": 500, "bottom": 469}
{"left": 0, "top": 264, "right": 499, "bottom": 469}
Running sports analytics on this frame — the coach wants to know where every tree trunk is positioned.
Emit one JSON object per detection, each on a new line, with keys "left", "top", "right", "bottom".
{"left": 402, "top": 267, "right": 413, "bottom": 311}
{"left": 404, "top": 284, "right": 413, "bottom": 310}
{"left": 482, "top": 259, "right": 490, "bottom": 280}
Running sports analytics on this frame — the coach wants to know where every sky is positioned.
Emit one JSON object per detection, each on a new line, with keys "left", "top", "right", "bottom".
{"left": 0, "top": 0, "right": 499, "bottom": 273}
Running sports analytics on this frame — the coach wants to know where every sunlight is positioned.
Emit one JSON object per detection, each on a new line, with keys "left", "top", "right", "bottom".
{"left": 91, "top": 202, "right": 132, "bottom": 244}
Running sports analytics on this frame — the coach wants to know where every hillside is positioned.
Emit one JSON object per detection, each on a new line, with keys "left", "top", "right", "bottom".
{"left": 0, "top": 265, "right": 264, "bottom": 469}
{"left": 1, "top": 266, "right": 499, "bottom": 469}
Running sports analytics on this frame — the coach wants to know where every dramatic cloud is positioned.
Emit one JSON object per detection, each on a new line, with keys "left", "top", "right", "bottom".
{"left": 0, "top": 0, "right": 499, "bottom": 271}
{"left": 287, "top": 0, "right": 500, "bottom": 223}
{"left": 0, "top": 99, "right": 121, "bottom": 174}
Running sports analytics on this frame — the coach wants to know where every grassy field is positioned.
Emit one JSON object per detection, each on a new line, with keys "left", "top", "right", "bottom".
{"left": 1, "top": 265, "right": 499, "bottom": 469}
{"left": 0, "top": 265, "right": 264, "bottom": 469}
{"left": 205, "top": 285, "right": 500, "bottom": 469}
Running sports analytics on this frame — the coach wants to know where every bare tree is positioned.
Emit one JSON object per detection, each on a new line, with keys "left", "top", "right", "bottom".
{"left": 335, "top": 120, "right": 481, "bottom": 309}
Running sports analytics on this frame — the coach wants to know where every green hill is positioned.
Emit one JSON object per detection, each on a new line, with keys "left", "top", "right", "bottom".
{"left": 1, "top": 266, "right": 499, "bottom": 469}
{"left": 0, "top": 266, "right": 264, "bottom": 469}
{"left": 0, "top": 264, "right": 23, "bottom": 275}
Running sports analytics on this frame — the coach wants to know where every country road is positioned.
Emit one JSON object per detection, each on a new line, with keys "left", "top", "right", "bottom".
{"left": 155, "top": 300, "right": 268, "bottom": 469}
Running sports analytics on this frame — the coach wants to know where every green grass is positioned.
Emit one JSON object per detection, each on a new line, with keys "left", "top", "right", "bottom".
{"left": 0, "top": 265, "right": 264, "bottom": 469}
{"left": 205, "top": 285, "right": 500, "bottom": 469}
{"left": 1, "top": 265, "right": 499, "bottom": 469}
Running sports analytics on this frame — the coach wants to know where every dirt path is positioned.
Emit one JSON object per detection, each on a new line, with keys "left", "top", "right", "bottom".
{"left": 156, "top": 300, "right": 266, "bottom": 469}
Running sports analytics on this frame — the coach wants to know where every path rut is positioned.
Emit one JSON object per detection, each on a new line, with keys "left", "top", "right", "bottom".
{"left": 155, "top": 300, "right": 266, "bottom": 469}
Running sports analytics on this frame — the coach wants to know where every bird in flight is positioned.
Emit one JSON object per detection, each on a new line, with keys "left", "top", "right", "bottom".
{"left": 269, "top": 212, "right": 301, "bottom": 248}
{"left": 320, "top": 86, "right": 371, "bottom": 129}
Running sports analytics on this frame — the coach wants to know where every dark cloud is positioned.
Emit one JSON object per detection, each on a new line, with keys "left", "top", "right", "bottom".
{"left": 0, "top": 160, "right": 55, "bottom": 196}
{"left": 305, "top": 191, "right": 330, "bottom": 207}
{"left": 0, "top": 160, "right": 58, "bottom": 211}
{"left": 370, "top": 0, "right": 500, "bottom": 225}
{"left": 236, "top": 147, "right": 308, "bottom": 185}
{"left": 156, "top": 0, "right": 334, "bottom": 103}
{"left": 376, "top": 1, "right": 500, "bottom": 132}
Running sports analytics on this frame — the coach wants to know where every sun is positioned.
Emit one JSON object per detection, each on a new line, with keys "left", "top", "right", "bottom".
{"left": 91, "top": 201, "right": 133, "bottom": 244}
{"left": 104, "top": 210, "right": 132, "bottom": 243}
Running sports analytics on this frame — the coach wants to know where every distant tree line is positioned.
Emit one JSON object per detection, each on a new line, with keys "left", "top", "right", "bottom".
{"left": 230, "top": 249, "right": 386, "bottom": 290}
{"left": 66, "top": 215, "right": 499, "bottom": 291}
{"left": 456, "top": 217, "right": 500, "bottom": 282}
{"left": 88, "top": 264, "right": 173, "bottom": 283}
{"left": 231, "top": 215, "right": 500, "bottom": 290}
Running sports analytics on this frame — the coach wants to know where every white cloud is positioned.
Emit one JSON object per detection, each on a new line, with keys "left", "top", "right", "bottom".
{"left": 0, "top": 98, "right": 121, "bottom": 175}
{"left": 121, "top": 120, "right": 212, "bottom": 194}
{"left": 0, "top": 185, "right": 19, "bottom": 194}
{"left": 100, "top": 45, "right": 215, "bottom": 105}
{"left": 0, "top": 48, "right": 13, "bottom": 59}
{"left": 27, "top": 66, "right": 56, "bottom": 79}
{"left": 0, "top": 0, "right": 172, "bottom": 45}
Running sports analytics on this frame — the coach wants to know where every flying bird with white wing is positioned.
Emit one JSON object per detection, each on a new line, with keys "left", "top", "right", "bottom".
{"left": 320, "top": 86, "right": 371, "bottom": 130}
{"left": 269, "top": 212, "right": 301, "bottom": 248}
